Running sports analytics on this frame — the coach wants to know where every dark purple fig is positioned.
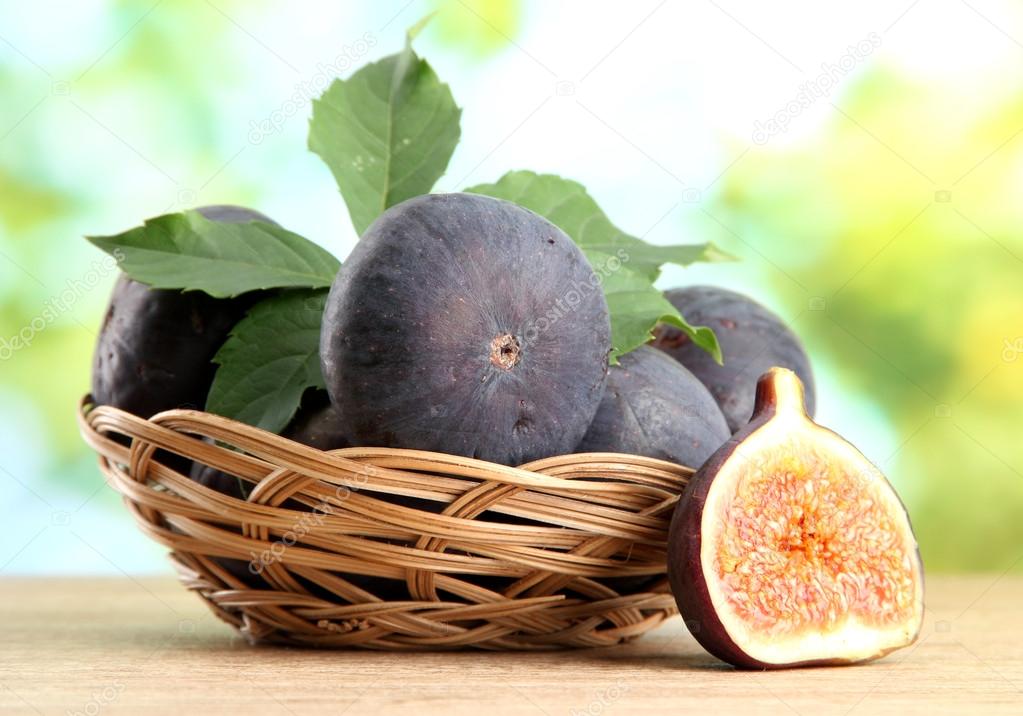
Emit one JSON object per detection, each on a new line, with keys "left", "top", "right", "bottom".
{"left": 277, "top": 390, "right": 350, "bottom": 452}
{"left": 320, "top": 192, "right": 611, "bottom": 466}
{"left": 91, "top": 205, "right": 275, "bottom": 418}
{"left": 652, "top": 286, "right": 815, "bottom": 432}
{"left": 575, "top": 346, "right": 729, "bottom": 468}
{"left": 667, "top": 368, "right": 924, "bottom": 669}
{"left": 190, "top": 389, "right": 349, "bottom": 498}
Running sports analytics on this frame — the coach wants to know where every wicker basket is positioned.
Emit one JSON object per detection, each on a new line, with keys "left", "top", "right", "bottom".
{"left": 78, "top": 396, "right": 691, "bottom": 650}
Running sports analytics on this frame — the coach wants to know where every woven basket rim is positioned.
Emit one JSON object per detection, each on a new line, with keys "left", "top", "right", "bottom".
{"left": 78, "top": 395, "right": 692, "bottom": 650}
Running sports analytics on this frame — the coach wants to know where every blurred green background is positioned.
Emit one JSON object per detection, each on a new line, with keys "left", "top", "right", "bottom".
{"left": 1, "top": 0, "right": 1020, "bottom": 574}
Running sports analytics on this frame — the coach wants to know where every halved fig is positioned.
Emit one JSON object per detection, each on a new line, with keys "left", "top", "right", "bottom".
{"left": 668, "top": 367, "right": 924, "bottom": 669}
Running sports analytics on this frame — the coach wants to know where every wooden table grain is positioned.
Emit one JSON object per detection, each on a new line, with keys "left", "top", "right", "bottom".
{"left": 1, "top": 575, "right": 1019, "bottom": 715}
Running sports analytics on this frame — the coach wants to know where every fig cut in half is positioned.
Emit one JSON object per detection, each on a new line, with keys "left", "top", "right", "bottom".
{"left": 668, "top": 368, "right": 924, "bottom": 669}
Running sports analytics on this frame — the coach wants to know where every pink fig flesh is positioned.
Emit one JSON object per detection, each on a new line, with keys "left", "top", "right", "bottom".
{"left": 668, "top": 367, "right": 924, "bottom": 669}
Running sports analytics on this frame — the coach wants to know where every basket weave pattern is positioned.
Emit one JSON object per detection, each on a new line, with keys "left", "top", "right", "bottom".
{"left": 78, "top": 397, "right": 690, "bottom": 650}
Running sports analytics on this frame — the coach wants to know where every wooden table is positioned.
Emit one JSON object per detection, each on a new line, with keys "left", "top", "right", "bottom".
{"left": 1, "top": 575, "right": 1019, "bottom": 715}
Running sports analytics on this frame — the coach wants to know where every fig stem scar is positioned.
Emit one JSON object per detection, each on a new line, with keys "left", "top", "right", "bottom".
{"left": 490, "top": 333, "right": 521, "bottom": 370}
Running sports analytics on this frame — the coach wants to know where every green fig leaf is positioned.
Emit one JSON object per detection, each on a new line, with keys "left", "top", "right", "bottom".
{"left": 87, "top": 211, "right": 339, "bottom": 298}
{"left": 309, "top": 25, "right": 461, "bottom": 235}
{"left": 206, "top": 289, "right": 328, "bottom": 432}
{"left": 467, "top": 170, "right": 733, "bottom": 281}
{"left": 584, "top": 249, "right": 722, "bottom": 365}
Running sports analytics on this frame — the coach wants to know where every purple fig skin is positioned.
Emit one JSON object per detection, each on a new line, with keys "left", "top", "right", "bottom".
{"left": 575, "top": 345, "right": 729, "bottom": 468}
{"left": 190, "top": 389, "right": 350, "bottom": 498}
{"left": 91, "top": 205, "right": 275, "bottom": 418}
{"left": 667, "top": 368, "right": 923, "bottom": 670}
{"left": 279, "top": 391, "right": 351, "bottom": 452}
{"left": 668, "top": 370, "right": 796, "bottom": 669}
{"left": 652, "top": 286, "right": 815, "bottom": 432}
{"left": 320, "top": 192, "right": 611, "bottom": 466}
